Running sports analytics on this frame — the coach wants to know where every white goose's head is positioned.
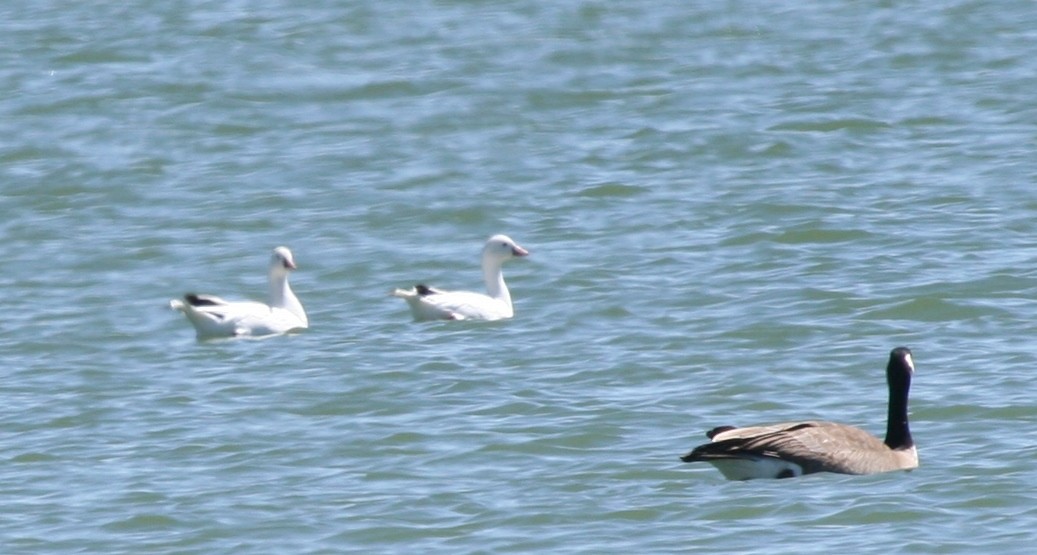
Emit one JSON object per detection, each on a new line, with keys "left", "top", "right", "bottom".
{"left": 270, "top": 246, "right": 298, "bottom": 275}
{"left": 482, "top": 234, "right": 529, "bottom": 263}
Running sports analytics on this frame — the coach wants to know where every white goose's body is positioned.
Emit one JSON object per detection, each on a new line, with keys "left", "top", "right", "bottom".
{"left": 681, "top": 347, "right": 918, "bottom": 480}
{"left": 170, "top": 246, "right": 308, "bottom": 339}
{"left": 392, "top": 235, "right": 529, "bottom": 321}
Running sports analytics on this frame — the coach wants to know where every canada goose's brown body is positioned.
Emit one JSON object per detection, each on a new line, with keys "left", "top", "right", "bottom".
{"left": 681, "top": 347, "right": 918, "bottom": 480}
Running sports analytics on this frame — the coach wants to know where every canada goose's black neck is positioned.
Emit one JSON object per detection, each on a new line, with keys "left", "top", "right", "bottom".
{"left": 884, "top": 347, "right": 914, "bottom": 450}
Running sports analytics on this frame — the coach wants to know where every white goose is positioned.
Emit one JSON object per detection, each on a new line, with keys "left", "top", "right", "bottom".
{"left": 392, "top": 234, "right": 529, "bottom": 321}
{"left": 169, "top": 246, "right": 308, "bottom": 339}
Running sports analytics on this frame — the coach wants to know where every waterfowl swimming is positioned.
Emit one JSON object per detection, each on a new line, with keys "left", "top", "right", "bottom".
{"left": 680, "top": 347, "right": 918, "bottom": 480}
{"left": 169, "top": 246, "right": 308, "bottom": 339}
{"left": 392, "top": 234, "right": 529, "bottom": 321}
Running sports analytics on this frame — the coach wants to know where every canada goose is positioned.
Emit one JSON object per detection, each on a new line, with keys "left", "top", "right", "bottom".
{"left": 680, "top": 347, "right": 917, "bottom": 480}
{"left": 169, "top": 246, "right": 308, "bottom": 338}
{"left": 392, "top": 234, "right": 529, "bottom": 321}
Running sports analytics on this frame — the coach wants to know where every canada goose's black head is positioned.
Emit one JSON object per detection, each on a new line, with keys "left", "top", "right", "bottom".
{"left": 887, "top": 346, "right": 914, "bottom": 388}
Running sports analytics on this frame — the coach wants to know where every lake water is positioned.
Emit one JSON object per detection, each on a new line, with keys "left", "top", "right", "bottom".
{"left": 3, "top": 0, "right": 1037, "bottom": 553}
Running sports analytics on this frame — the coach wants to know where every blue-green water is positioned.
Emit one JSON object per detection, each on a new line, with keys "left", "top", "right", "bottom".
{"left": 3, "top": 1, "right": 1037, "bottom": 553}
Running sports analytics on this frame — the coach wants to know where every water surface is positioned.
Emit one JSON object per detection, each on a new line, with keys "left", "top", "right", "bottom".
{"left": 3, "top": 1, "right": 1037, "bottom": 553}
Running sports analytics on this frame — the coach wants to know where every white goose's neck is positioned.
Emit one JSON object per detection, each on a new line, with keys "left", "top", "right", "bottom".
{"left": 482, "top": 257, "right": 512, "bottom": 309}
{"left": 269, "top": 271, "right": 308, "bottom": 325}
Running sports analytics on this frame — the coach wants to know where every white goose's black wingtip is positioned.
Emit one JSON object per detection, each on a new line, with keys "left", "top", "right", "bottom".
{"left": 184, "top": 293, "right": 220, "bottom": 307}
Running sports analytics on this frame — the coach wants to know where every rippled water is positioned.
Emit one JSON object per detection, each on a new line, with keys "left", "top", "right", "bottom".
{"left": 3, "top": 0, "right": 1037, "bottom": 553}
